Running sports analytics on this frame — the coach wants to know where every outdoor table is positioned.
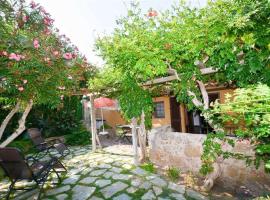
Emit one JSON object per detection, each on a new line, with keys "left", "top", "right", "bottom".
{"left": 116, "top": 125, "right": 140, "bottom": 143}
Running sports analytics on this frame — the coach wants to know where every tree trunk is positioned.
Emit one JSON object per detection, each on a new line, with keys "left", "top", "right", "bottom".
{"left": 0, "top": 101, "right": 21, "bottom": 140}
{"left": 138, "top": 111, "right": 147, "bottom": 163}
{"left": 131, "top": 117, "right": 139, "bottom": 165}
{"left": 0, "top": 100, "right": 33, "bottom": 147}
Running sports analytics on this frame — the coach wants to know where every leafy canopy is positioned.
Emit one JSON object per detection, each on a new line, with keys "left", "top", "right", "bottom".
{"left": 90, "top": 0, "right": 270, "bottom": 121}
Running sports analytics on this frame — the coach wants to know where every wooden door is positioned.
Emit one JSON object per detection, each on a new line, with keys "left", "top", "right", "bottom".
{"left": 170, "top": 97, "right": 181, "bottom": 132}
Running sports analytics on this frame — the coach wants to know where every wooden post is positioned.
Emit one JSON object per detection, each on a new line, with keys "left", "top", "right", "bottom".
{"left": 131, "top": 117, "right": 138, "bottom": 165}
{"left": 180, "top": 104, "right": 187, "bottom": 132}
{"left": 89, "top": 94, "right": 97, "bottom": 151}
{"left": 138, "top": 111, "right": 147, "bottom": 163}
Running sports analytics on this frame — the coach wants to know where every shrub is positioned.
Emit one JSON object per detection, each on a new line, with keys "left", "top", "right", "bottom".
{"left": 167, "top": 167, "right": 181, "bottom": 182}
{"left": 140, "top": 162, "right": 156, "bottom": 173}
{"left": 65, "top": 125, "right": 91, "bottom": 146}
{"left": 8, "top": 139, "right": 36, "bottom": 154}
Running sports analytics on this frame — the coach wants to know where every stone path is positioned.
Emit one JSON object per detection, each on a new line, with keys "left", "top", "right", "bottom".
{"left": 0, "top": 145, "right": 208, "bottom": 200}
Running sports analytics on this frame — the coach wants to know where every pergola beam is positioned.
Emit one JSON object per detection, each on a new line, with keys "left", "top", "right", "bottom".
{"left": 143, "top": 67, "right": 218, "bottom": 86}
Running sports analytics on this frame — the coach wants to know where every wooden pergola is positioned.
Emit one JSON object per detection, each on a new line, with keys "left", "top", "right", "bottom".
{"left": 86, "top": 67, "right": 218, "bottom": 165}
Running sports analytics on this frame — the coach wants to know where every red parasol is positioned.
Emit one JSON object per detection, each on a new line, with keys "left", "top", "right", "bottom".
{"left": 94, "top": 97, "right": 117, "bottom": 109}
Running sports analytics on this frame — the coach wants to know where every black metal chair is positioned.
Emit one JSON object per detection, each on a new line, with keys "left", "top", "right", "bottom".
{"left": 27, "top": 128, "right": 70, "bottom": 159}
{"left": 0, "top": 147, "right": 63, "bottom": 200}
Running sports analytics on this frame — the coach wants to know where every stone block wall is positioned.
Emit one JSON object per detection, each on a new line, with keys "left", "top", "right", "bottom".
{"left": 149, "top": 130, "right": 270, "bottom": 188}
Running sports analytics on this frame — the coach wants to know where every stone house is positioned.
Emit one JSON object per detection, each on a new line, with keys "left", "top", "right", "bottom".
{"left": 100, "top": 83, "right": 235, "bottom": 134}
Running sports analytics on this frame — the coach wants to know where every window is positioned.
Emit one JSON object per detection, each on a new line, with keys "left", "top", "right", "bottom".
{"left": 153, "top": 101, "right": 165, "bottom": 118}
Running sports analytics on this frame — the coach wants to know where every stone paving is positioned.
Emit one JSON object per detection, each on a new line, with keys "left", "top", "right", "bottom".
{"left": 0, "top": 145, "right": 208, "bottom": 200}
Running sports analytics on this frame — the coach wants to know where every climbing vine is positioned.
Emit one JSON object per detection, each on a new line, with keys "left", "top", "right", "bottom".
{"left": 201, "top": 84, "right": 270, "bottom": 175}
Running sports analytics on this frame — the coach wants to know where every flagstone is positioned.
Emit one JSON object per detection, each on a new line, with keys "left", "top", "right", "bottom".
{"left": 112, "top": 174, "right": 132, "bottom": 180}
{"left": 81, "top": 168, "right": 92, "bottom": 175}
{"left": 110, "top": 167, "right": 123, "bottom": 173}
{"left": 95, "top": 179, "right": 112, "bottom": 188}
{"left": 69, "top": 168, "right": 82, "bottom": 175}
{"left": 141, "top": 190, "right": 156, "bottom": 200}
{"left": 139, "top": 181, "right": 152, "bottom": 190}
{"left": 127, "top": 186, "right": 138, "bottom": 194}
{"left": 72, "top": 185, "right": 96, "bottom": 200}
{"left": 131, "top": 167, "right": 147, "bottom": 176}
{"left": 131, "top": 178, "right": 143, "bottom": 187}
{"left": 98, "top": 163, "right": 112, "bottom": 169}
{"left": 149, "top": 177, "right": 167, "bottom": 187}
{"left": 62, "top": 175, "right": 80, "bottom": 185}
{"left": 101, "top": 181, "right": 128, "bottom": 198}
{"left": 90, "top": 169, "right": 107, "bottom": 176}
{"left": 56, "top": 193, "right": 69, "bottom": 200}
{"left": 153, "top": 186, "right": 163, "bottom": 196}
{"left": 103, "top": 158, "right": 115, "bottom": 163}
{"left": 46, "top": 185, "right": 71, "bottom": 196}
{"left": 122, "top": 163, "right": 132, "bottom": 169}
{"left": 103, "top": 171, "right": 114, "bottom": 178}
{"left": 168, "top": 182, "right": 185, "bottom": 194}
{"left": 80, "top": 177, "right": 98, "bottom": 184}
{"left": 113, "top": 193, "right": 132, "bottom": 200}
{"left": 14, "top": 189, "right": 39, "bottom": 200}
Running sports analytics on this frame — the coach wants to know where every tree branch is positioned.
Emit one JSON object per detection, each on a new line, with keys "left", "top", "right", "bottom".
{"left": 0, "top": 100, "right": 33, "bottom": 147}
{"left": 0, "top": 101, "right": 21, "bottom": 140}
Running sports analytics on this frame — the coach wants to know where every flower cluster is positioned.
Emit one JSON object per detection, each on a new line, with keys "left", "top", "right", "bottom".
{"left": 147, "top": 10, "right": 158, "bottom": 17}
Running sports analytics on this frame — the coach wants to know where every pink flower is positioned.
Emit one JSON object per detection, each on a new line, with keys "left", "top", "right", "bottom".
{"left": 1, "top": 77, "right": 6, "bottom": 81}
{"left": 43, "top": 28, "right": 51, "bottom": 35}
{"left": 22, "top": 15, "right": 29, "bottom": 22}
{"left": 18, "top": 86, "right": 24, "bottom": 92}
{"left": 43, "top": 17, "right": 53, "bottom": 26}
{"left": 147, "top": 10, "right": 158, "bottom": 17}
{"left": 22, "top": 80, "right": 28, "bottom": 84}
{"left": 63, "top": 53, "right": 72, "bottom": 60}
{"left": 30, "top": 1, "right": 37, "bottom": 8}
{"left": 9, "top": 53, "right": 22, "bottom": 61}
{"left": 33, "top": 39, "right": 40, "bottom": 49}
{"left": 53, "top": 51, "right": 59, "bottom": 56}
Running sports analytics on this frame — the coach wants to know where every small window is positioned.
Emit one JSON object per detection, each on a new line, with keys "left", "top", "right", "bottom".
{"left": 153, "top": 101, "right": 165, "bottom": 118}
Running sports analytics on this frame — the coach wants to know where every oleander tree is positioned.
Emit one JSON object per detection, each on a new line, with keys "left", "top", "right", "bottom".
{"left": 0, "top": 0, "right": 93, "bottom": 147}
{"left": 89, "top": 0, "right": 270, "bottom": 189}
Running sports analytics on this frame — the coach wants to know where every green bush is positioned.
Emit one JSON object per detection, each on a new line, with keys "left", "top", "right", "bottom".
{"left": 65, "top": 125, "right": 91, "bottom": 146}
{"left": 167, "top": 167, "right": 181, "bottom": 182}
{"left": 8, "top": 139, "right": 36, "bottom": 154}
{"left": 26, "top": 96, "right": 83, "bottom": 137}
{"left": 140, "top": 162, "right": 156, "bottom": 173}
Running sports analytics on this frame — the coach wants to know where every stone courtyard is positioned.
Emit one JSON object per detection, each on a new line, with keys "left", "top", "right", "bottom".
{"left": 0, "top": 145, "right": 208, "bottom": 200}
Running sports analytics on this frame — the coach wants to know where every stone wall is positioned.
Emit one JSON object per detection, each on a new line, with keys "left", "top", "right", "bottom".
{"left": 149, "top": 129, "right": 270, "bottom": 188}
